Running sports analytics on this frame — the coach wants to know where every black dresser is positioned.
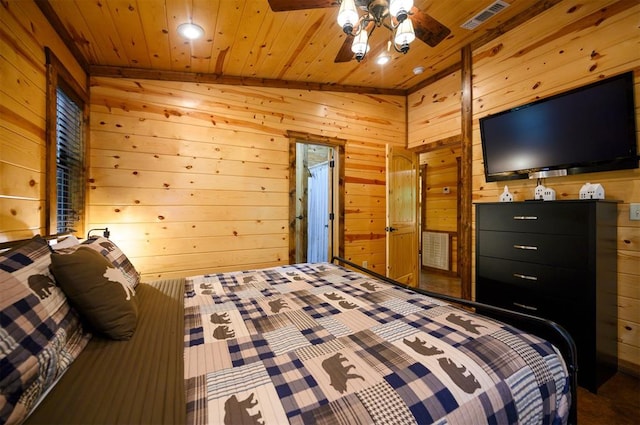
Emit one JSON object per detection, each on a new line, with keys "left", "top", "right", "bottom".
{"left": 475, "top": 200, "right": 618, "bottom": 393}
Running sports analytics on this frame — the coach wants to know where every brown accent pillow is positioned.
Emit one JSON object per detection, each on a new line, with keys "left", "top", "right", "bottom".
{"left": 50, "top": 246, "right": 138, "bottom": 340}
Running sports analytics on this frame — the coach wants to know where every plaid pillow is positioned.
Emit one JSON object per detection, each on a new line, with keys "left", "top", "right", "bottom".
{"left": 0, "top": 235, "right": 89, "bottom": 425}
{"left": 79, "top": 237, "right": 141, "bottom": 288}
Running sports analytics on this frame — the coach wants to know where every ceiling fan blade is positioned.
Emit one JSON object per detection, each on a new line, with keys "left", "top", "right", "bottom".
{"left": 334, "top": 35, "right": 354, "bottom": 63}
{"left": 267, "top": 0, "right": 338, "bottom": 12}
{"left": 410, "top": 7, "right": 451, "bottom": 47}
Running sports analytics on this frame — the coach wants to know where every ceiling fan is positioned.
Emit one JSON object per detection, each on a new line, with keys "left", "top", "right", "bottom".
{"left": 267, "top": 0, "right": 451, "bottom": 63}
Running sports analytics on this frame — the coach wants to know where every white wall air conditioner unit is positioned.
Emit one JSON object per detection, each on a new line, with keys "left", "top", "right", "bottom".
{"left": 461, "top": 0, "right": 510, "bottom": 30}
{"left": 423, "top": 231, "right": 449, "bottom": 271}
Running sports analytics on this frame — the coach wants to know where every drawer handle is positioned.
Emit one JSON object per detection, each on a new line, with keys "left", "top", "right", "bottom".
{"left": 513, "top": 216, "right": 538, "bottom": 220}
{"left": 513, "top": 273, "right": 538, "bottom": 281}
{"left": 513, "top": 302, "right": 538, "bottom": 311}
{"left": 513, "top": 244, "right": 538, "bottom": 251}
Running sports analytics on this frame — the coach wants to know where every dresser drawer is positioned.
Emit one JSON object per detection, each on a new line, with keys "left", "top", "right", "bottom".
{"left": 476, "top": 256, "right": 588, "bottom": 298}
{"left": 476, "top": 279, "right": 583, "bottom": 314}
{"left": 476, "top": 279, "right": 581, "bottom": 326}
{"left": 476, "top": 202, "right": 590, "bottom": 234}
{"left": 478, "top": 230, "right": 589, "bottom": 268}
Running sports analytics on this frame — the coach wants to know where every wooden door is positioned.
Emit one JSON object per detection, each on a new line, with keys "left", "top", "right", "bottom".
{"left": 386, "top": 145, "right": 419, "bottom": 286}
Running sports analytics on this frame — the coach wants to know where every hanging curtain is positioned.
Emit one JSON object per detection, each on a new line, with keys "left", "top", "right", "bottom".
{"left": 307, "top": 162, "right": 329, "bottom": 262}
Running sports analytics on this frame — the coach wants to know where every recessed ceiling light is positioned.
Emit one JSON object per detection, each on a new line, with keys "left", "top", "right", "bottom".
{"left": 177, "top": 23, "right": 204, "bottom": 40}
{"left": 376, "top": 54, "right": 391, "bottom": 65}
{"left": 413, "top": 66, "right": 425, "bottom": 75}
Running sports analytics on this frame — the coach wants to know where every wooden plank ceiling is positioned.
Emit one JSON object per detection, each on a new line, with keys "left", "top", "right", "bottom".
{"left": 40, "top": 0, "right": 556, "bottom": 94}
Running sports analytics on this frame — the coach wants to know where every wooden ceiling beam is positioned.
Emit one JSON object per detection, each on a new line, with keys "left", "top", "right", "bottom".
{"left": 89, "top": 65, "right": 407, "bottom": 96}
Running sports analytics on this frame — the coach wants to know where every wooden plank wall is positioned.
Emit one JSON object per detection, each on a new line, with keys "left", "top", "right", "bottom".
{"left": 409, "top": 71, "right": 462, "bottom": 275}
{"left": 2, "top": 0, "right": 638, "bottom": 374}
{"left": 0, "top": 1, "right": 86, "bottom": 241}
{"left": 407, "top": 0, "right": 640, "bottom": 374}
{"left": 407, "top": 71, "right": 461, "bottom": 149}
{"left": 472, "top": 0, "right": 640, "bottom": 374}
{"left": 89, "top": 77, "right": 404, "bottom": 279}
{"left": 0, "top": 1, "right": 402, "bottom": 279}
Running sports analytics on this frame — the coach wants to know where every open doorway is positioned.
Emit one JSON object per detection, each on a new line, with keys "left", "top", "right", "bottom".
{"left": 419, "top": 149, "right": 462, "bottom": 298}
{"left": 295, "top": 143, "right": 333, "bottom": 263}
{"left": 288, "top": 132, "right": 345, "bottom": 265}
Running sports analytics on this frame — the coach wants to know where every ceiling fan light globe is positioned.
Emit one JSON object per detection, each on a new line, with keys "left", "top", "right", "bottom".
{"left": 394, "top": 18, "right": 415, "bottom": 46}
{"left": 337, "top": 0, "right": 359, "bottom": 31}
{"left": 351, "top": 30, "right": 369, "bottom": 59}
{"left": 389, "top": 0, "right": 413, "bottom": 21}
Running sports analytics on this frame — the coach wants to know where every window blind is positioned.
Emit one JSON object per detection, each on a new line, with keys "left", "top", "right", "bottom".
{"left": 55, "top": 86, "right": 84, "bottom": 234}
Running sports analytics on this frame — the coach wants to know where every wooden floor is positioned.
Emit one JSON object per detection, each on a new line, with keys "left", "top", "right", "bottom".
{"left": 420, "top": 269, "right": 640, "bottom": 425}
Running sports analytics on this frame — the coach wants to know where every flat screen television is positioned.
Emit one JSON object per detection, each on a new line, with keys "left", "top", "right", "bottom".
{"left": 479, "top": 71, "right": 638, "bottom": 182}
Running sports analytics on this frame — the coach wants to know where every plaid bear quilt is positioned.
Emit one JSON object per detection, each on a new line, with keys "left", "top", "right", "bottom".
{"left": 184, "top": 262, "right": 570, "bottom": 425}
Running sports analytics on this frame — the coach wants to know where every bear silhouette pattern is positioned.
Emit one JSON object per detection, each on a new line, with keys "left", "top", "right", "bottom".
{"left": 321, "top": 353, "right": 364, "bottom": 394}
{"left": 268, "top": 299, "right": 288, "bottom": 313}
{"left": 438, "top": 357, "right": 481, "bottom": 394}
{"left": 224, "top": 393, "right": 264, "bottom": 425}
{"left": 403, "top": 336, "right": 445, "bottom": 356}
{"left": 28, "top": 274, "right": 56, "bottom": 299}
{"left": 210, "top": 312, "right": 231, "bottom": 324}
{"left": 403, "top": 335, "right": 482, "bottom": 394}
{"left": 213, "top": 325, "right": 235, "bottom": 340}
{"left": 446, "top": 313, "right": 486, "bottom": 335}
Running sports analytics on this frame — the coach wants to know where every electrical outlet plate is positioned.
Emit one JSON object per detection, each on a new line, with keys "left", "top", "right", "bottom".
{"left": 630, "top": 203, "right": 640, "bottom": 221}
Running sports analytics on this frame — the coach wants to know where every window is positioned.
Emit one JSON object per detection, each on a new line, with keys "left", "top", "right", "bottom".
{"left": 46, "top": 48, "right": 88, "bottom": 236}
{"left": 54, "top": 86, "right": 85, "bottom": 233}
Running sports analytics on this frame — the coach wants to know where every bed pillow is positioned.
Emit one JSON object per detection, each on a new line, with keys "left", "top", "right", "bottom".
{"left": 79, "top": 237, "right": 141, "bottom": 289}
{"left": 50, "top": 246, "right": 138, "bottom": 340}
{"left": 51, "top": 234, "right": 80, "bottom": 250}
{"left": 0, "top": 235, "right": 89, "bottom": 425}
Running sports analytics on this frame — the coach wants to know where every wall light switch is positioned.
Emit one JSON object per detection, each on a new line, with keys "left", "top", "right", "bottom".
{"left": 630, "top": 203, "right": 640, "bottom": 221}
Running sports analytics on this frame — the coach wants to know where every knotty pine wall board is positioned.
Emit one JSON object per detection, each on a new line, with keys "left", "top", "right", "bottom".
{"left": 408, "top": 71, "right": 462, "bottom": 148}
{"left": 89, "top": 76, "right": 403, "bottom": 278}
{"left": 0, "top": 0, "right": 86, "bottom": 240}
{"left": 469, "top": 0, "right": 640, "bottom": 373}
{"left": 405, "top": 0, "right": 640, "bottom": 373}
{"left": 90, "top": 78, "right": 406, "bottom": 141}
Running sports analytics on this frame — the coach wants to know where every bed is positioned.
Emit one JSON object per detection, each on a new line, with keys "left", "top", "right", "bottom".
{"left": 1, "top": 235, "right": 576, "bottom": 425}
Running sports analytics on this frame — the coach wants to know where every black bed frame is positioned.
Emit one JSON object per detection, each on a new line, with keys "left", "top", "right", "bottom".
{"left": 332, "top": 256, "right": 578, "bottom": 425}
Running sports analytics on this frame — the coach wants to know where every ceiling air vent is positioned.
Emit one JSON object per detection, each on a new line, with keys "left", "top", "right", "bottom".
{"left": 461, "top": 0, "right": 510, "bottom": 30}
